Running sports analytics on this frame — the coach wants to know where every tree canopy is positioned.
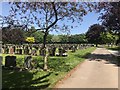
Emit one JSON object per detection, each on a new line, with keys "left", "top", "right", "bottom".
{"left": 98, "top": 2, "right": 120, "bottom": 33}
{"left": 2, "top": 27, "right": 25, "bottom": 44}
{"left": 86, "top": 24, "right": 105, "bottom": 46}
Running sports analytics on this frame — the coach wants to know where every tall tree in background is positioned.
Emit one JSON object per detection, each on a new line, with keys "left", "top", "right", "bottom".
{"left": 68, "top": 34, "right": 87, "bottom": 43}
{"left": 86, "top": 24, "right": 105, "bottom": 47}
{"left": 2, "top": 2, "right": 96, "bottom": 70}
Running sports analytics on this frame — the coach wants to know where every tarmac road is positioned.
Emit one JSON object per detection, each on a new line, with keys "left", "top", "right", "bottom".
{"left": 56, "top": 48, "right": 118, "bottom": 88}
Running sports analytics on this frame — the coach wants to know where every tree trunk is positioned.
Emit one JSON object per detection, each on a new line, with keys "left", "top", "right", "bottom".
{"left": 43, "top": 31, "right": 48, "bottom": 71}
{"left": 44, "top": 53, "right": 48, "bottom": 71}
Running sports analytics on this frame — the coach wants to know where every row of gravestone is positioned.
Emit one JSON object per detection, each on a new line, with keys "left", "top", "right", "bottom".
{"left": 1, "top": 44, "right": 93, "bottom": 70}
{"left": 2, "top": 44, "right": 93, "bottom": 56}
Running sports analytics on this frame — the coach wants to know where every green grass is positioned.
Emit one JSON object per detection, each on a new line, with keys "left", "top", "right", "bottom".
{"left": 2, "top": 47, "right": 96, "bottom": 89}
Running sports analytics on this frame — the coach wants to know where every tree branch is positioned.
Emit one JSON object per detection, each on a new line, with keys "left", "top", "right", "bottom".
{"left": 46, "top": 2, "right": 58, "bottom": 31}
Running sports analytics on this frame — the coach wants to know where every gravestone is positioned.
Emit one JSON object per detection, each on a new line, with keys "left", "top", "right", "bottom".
{"left": 48, "top": 46, "right": 56, "bottom": 56}
{"left": 9, "top": 46, "right": 14, "bottom": 54}
{"left": 5, "top": 56, "right": 16, "bottom": 67}
{"left": 58, "top": 47, "right": 63, "bottom": 56}
{"left": 56, "top": 46, "right": 68, "bottom": 57}
{"left": 71, "top": 46, "right": 76, "bottom": 52}
{"left": 24, "top": 46, "right": 30, "bottom": 55}
{"left": 13, "top": 46, "right": 16, "bottom": 54}
{"left": 39, "top": 48, "right": 46, "bottom": 56}
{"left": 16, "top": 48, "right": 19, "bottom": 54}
{"left": 19, "top": 49, "right": 22, "bottom": 55}
{"left": 5, "top": 46, "right": 9, "bottom": 54}
{"left": 31, "top": 49, "right": 37, "bottom": 56}
{"left": 24, "top": 56, "right": 32, "bottom": 70}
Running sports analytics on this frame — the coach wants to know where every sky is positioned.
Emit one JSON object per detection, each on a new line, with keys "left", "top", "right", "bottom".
{"left": 0, "top": 2, "right": 101, "bottom": 35}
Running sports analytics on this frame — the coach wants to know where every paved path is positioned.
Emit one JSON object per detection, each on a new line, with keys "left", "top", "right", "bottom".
{"left": 56, "top": 48, "right": 118, "bottom": 88}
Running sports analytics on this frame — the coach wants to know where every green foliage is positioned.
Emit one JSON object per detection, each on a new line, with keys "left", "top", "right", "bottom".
{"left": 68, "top": 34, "right": 87, "bottom": 43}
{"left": 58, "top": 35, "right": 69, "bottom": 43}
{"left": 31, "top": 31, "right": 44, "bottom": 43}
{"left": 51, "top": 35, "right": 61, "bottom": 43}
{"left": 16, "top": 57, "right": 24, "bottom": 68}
{"left": 25, "top": 26, "right": 36, "bottom": 36}
{"left": 46, "top": 34, "right": 53, "bottom": 43}
{"left": 32, "top": 56, "right": 43, "bottom": 69}
{"left": 100, "top": 32, "right": 118, "bottom": 44}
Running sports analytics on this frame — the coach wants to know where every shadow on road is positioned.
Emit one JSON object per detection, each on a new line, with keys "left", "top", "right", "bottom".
{"left": 83, "top": 53, "right": 119, "bottom": 67}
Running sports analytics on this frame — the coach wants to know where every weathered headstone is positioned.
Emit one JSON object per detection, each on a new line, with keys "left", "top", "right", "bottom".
{"left": 48, "top": 46, "right": 56, "bottom": 56}
{"left": 31, "top": 49, "right": 37, "bottom": 56}
{"left": 24, "top": 56, "right": 32, "bottom": 70}
{"left": 39, "top": 48, "right": 46, "bottom": 56}
{"left": 24, "top": 46, "right": 29, "bottom": 55}
{"left": 19, "top": 49, "right": 23, "bottom": 55}
{"left": 58, "top": 47, "right": 63, "bottom": 56}
{"left": 5, "top": 46, "right": 9, "bottom": 54}
{"left": 5, "top": 56, "right": 16, "bottom": 67}
{"left": 9, "top": 46, "right": 14, "bottom": 54}
{"left": 71, "top": 46, "right": 76, "bottom": 52}
{"left": 13, "top": 46, "right": 16, "bottom": 54}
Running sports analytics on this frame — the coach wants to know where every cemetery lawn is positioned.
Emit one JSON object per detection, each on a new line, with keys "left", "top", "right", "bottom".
{"left": 2, "top": 47, "right": 96, "bottom": 89}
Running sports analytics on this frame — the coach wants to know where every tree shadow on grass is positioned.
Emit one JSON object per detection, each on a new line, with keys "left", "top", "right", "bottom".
{"left": 2, "top": 69, "right": 51, "bottom": 90}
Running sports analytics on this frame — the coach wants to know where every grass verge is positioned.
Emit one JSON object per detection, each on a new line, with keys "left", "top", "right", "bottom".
{"left": 2, "top": 47, "right": 96, "bottom": 89}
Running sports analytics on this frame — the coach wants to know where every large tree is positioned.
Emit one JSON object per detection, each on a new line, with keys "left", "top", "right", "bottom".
{"left": 86, "top": 24, "right": 105, "bottom": 46}
{"left": 96, "top": 2, "right": 120, "bottom": 44}
{"left": 2, "top": 27, "right": 25, "bottom": 44}
{"left": 1, "top": 2, "right": 96, "bottom": 70}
